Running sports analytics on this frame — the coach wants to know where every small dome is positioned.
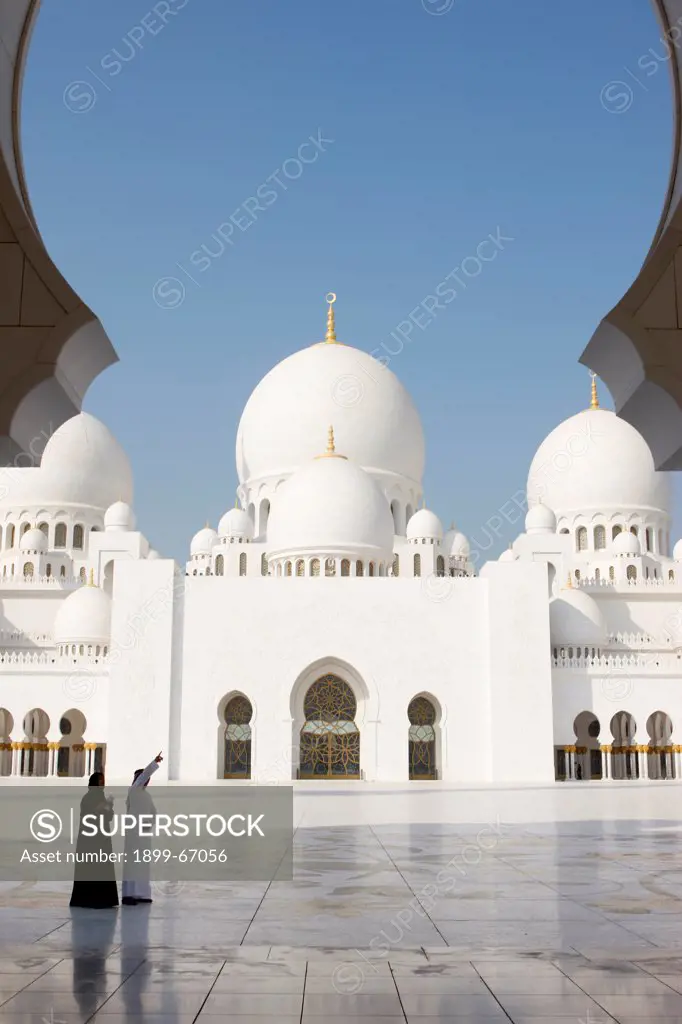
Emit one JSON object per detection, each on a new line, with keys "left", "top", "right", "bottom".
{"left": 443, "top": 525, "right": 470, "bottom": 558}
{"left": 674, "top": 539, "right": 682, "bottom": 561}
{"left": 525, "top": 503, "right": 557, "bottom": 534}
{"left": 19, "top": 528, "right": 47, "bottom": 553}
{"left": 40, "top": 413, "right": 133, "bottom": 509}
{"left": 612, "top": 530, "right": 641, "bottom": 557}
{"left": 406, "top": 509, "right": 443, "bottom": 542}
{"left": 54, "top": 584, "right": 112, "bottom": 645}
{"left": 104, "top": 501, "right": 136, "bottom": 532}
{"left": 218, "top": 507, "right": 254, "bottom": 541}
{"left": 147, "top": 549, "right": 161, "bottom": 560}
{"left": 499, "top": 546, "right": 518, "bottom": 562}
{"left": 527, "top": 407, "right": 671, "bottom": 518}
{"left": 549, "top": 586, "right": 607, "bottom": 645}
{"left": 267, "top": 437, "right": 394, "bottom": 559}
{"left": 190, "top": 526, "right": 218, "bottom": 557}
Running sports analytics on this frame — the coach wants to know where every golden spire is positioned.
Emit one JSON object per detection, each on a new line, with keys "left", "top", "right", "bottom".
{"left": 325, "top": 292, "right": 337, "bottom": 343}
{"left": 589, "top": 371, "right": 599, "bottom": 410}
{"left": 87, "top": 568, "right": 95, "bottom": 588}
{"left": 315, "top": 424, "right": 347, "bottom": 460}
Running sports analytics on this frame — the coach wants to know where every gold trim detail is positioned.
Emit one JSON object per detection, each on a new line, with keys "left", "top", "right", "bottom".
{"left": 589, "top": 371, "right": 599, "bottom": 410}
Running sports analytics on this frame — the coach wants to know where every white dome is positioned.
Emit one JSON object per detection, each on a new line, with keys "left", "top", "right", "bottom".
{"left": 147, "top": 549, "right": 161, "bottom": 560}
{"left": 236, "top": 342, "right": 425, "bottom": 487}
{"left": 406, "top": 509, "right": 443, "bottom": 542}
{"left": 527, "top": 408, "right": 671, "bottom": 518}
{"left": 443, "top": 526, "right": 470, "bottom": 557}
{"left": 40, "top": 413, "right": 133, "bottom": 509}
{"left": 499, "top": 546, "right": 518, "bottom": 562}
{"left": 104, "top": 501, "right": 136, "bottom": 532}
{"left": 218, "top": 507, "right": 254, "bottom": 540}
{"left": 190, "top": 527, "right": 218, "bottom": 556}
{"left": 525, "top": 503, "right": 557, "bottom": 534}
{"left": 549, "top": 587, "right": 606, "bottom": 645}
{"left": 674, "top": 539, "right": 682, "bottom": 561}
{"left": 267, "top": 450, "right": 395, "bottom": 559}
{"left": 612, "top": 530, "right": 641, "bottom": 556}
{"left": 54, "top": 584, "right": 112, "bottom": 645}
{"left": 19, "top": 528, "right": 47, "bottom": 553}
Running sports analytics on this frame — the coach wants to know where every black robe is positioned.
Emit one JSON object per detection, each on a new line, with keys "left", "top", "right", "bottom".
{"left": 69, "top": 788, "right": 119, "bottom": 909}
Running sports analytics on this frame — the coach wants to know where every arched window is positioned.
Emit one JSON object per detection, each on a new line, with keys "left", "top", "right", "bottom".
{"left": 575, "top": 570, "right": 581, "bottom": 582}
{"left": 645, "top": 566, "right": 650, "bottom": 579}
{"left": 261, "top": 553, "right": 268, "bottom": 577}
{"left": 215, "top": 554, "right": 224, "bottom": 576}
{"left": 340, "top": 559, "right": 350, "bottom": 577}
{"left": 79, "top": 567, "right": 87, "bottom": 583}
{"left": 355, "top": 560, "right": 364, "bottom": 577}
{"left": 368, "top": 562, "right": 375, "bottom": 577}
{"left": 630, "top": 525, "right": 639, "bottom": 536}
{"left": 60, "top": 565, "right": 66, "bottom": 578}
{"left": 576, "top": 527, "right": 588, "bottom": 552}
{"left": 38, "top": 522, "right": 49, "bottom": 539}
{"left": 73, "top": 524, "right": 84, "bottom": 550}
{"left": 408, "top": 696, "right": 438, "bottom": 780}
{"left": 594, "top": 568, "right": 600, "bottom": 582}
{"left": 239, "top": 553, "right": 247, "bottom": 577}
{"left": 6, "top": 525, "right": 14, "bottom": 549}
{"left": 559, "top": 527, "right": 569, "bottom": 535}
{"left": 20, "top": 522, "right": 30, "bottom": 536}
{"left": 413, "top": 553, "right": 421, "bottom": 577}
{"left": 612, "top": 525, "right": 622, "bottom": 540}
{"left": 669, "top": 570, "right": 675, "bottom": 582}
{"left": 392, "top": 555, "right": 399, "bottom": 577}
{"left": 325, "top": 558, "right": 336, "bottom": 577}
{"left": 645, "top": 528, "right": 653, "bottom": 552}
{"left": 594, "top": 526, "right": 606, "bottom": 550}
{"left": 223, "top": 695, "right": 253, "bottom": 779}
{"left": 627, "top": 564, "right": 637, "bottom": 582}
{"left": 299, "top": 675, "right": 359, "bottom": 778}
{"left": 311, "top": 558, "right": 320, "bottom": 577}
{"left": 54, "top": 523, "right": 67, "bottom": 548}
{"left": 436, "top": 555, "right": 445, "bottom": 577}
{"left": 285, "top": 561, "right": 292, "bottom": 577}
{"left": 22, "top": 562, "right": 34, "bottom": 578}
{"left": 46, "top": 563, "right": 52, "bottom": 578}
{"left": 10, "top": 564, "right": 14, "bottom": 576}
{"left": 296, "top": 559, "right": 305, "bottom": 577}
{"left": 609, "top": 565, "right": 615, "bottom": 581}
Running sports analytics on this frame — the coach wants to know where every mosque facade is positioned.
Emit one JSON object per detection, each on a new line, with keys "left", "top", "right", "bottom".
{"left": 0, "top": 299, "right": 680, "bottom": 786}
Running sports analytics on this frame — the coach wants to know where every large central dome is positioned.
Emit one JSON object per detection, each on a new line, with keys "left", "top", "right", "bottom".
{"left": 236, "top": 300, "right": 425, "bottom": 488}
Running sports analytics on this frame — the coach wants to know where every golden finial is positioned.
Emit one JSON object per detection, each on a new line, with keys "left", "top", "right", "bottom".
{"left": 235, "top": 497, "right": 239, "bottom": 509}
{"left": 325, "top": 292, "right": 337, "bottom": 343}
{"left": 589, "top": 371, "right": 599, "bottom": 410}
{"left": 87, "top": 568, "right": 95, "bottom": 587}
{"left": 316, "top": 424, "right": 347, "bottom": 460}
{"left": 565, "top": 573, "right": 573, "bottom": 589}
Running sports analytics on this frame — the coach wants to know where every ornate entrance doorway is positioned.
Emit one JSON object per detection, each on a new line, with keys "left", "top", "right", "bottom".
{"left": 299, "top": 674, "right": 360, "bottom": 778}
{"left": 223, "top": 695, "right": 253, "bottom": 779}
{"left": 408, "top": 696, "right": 437, "bottom": 779}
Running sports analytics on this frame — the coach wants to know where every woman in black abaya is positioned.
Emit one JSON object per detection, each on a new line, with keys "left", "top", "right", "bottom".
{"left": 69, "top": 771, "right": 119, "bottom": 909}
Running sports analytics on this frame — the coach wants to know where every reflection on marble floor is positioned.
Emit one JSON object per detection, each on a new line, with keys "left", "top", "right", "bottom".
{"left": 1, "top": 821, "right": 682, "bottom": 1019}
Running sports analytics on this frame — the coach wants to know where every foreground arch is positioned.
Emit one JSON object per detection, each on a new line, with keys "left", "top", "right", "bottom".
{"left": 582, "top": 0, "right": 682, "bottom": 469}
{"left": 0, "top": 1, "right": 117, "bottom": 464}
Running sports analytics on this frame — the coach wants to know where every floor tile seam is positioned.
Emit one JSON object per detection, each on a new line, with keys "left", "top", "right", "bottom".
{"left": 366, "top": 824, "right": 449, "bottom": 950}
{"left": 469, "top": 960, "right": 524, "bottom": 1022}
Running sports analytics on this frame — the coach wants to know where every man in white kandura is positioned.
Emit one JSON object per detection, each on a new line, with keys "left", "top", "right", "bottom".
{"left": 121, "top": 751, "right": 163, "bottom": 906}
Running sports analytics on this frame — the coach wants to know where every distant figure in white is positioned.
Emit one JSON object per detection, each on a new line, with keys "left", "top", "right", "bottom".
{"left": 121, "top": 751, "right": 163, "bottom": 906}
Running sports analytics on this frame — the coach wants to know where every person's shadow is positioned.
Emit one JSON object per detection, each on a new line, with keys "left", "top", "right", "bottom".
{"left": 69, "top": 908, "right": 117, "bottom": 1017}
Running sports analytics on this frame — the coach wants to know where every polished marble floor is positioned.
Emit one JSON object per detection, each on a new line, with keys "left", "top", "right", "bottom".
{"left": 1, "top": 820, "right": 682, "bottom": 1020}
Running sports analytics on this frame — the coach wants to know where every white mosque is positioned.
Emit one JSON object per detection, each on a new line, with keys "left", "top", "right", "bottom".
{"left": 0, "top": 296, "right": 681, "bottom": 787}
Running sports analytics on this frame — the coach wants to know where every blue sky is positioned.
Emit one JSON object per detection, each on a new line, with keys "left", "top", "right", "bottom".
{"left": 22, "top": 0, "right": 676, "bottom": 560}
